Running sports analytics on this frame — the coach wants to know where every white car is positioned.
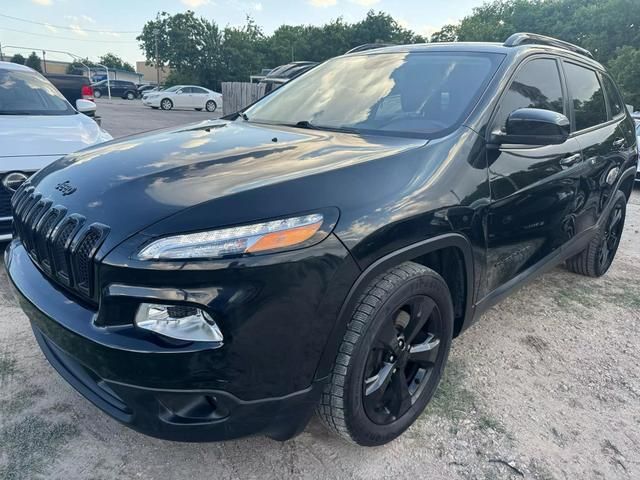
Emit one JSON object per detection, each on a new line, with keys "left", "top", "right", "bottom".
{"left": 0, "top": 61, "right": 112, "bottom": 240}
{"left": 142, "top": 85, "right": 222, "bottom": 112}
{"left": 635, "top": 120, "right": 640, "bottom": 182}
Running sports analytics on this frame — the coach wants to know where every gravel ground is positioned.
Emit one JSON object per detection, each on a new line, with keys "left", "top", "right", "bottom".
{"left": 95, "top": 98, "right": 222, "bottom": 138}
{"left": 0, "top": 178, "right": 638, "bottom": 479}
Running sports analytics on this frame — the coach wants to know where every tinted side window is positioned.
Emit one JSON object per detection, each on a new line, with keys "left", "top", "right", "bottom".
{"left": 192, "top": 87, "right": 207, "bottom": 94}
{"left": 602, "top": 75, "right": 623, "bottom": 118}
{"left": 494, "top": 58, "right": 564, "bottom": 131}
{"left": 564, "top": 63, "right": 607, "bottom": 131}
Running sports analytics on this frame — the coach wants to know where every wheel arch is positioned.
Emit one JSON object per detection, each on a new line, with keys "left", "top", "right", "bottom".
{"left": 314, "top": 233, "right": 475, "bottom": 382}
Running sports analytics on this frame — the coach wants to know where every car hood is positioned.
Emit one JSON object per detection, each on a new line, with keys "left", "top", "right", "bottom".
{"left": 27, "top": 120, "right": 426, "bottom": 251}
{"left": 0, "top": 113, "right": 109, "bottom": 159}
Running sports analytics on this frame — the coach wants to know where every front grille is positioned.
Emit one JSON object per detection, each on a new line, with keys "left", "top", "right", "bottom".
{"left": 12, "top": 184, "right": 109, "bottom": 302}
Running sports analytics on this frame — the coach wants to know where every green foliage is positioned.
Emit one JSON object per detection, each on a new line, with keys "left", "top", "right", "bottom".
{"left": 9, "top": 54, "right": 25, "bottom": 65}
{"left": 430, "top": 0, "right": 640, "bottom": 104}
{"left": 65, "top": 57, "right": 96, "bottom": 75}
{"left": 24, "top": 52, "right": 41, "bottom": 73}
{"left": 138, "top": 10, "right": 424, "bottom": 90}
{"left": 608, "top": 46, "right": 640, "bottom": 108}
{"left": 98, "top": 53, "right": 135, "bottom": 72}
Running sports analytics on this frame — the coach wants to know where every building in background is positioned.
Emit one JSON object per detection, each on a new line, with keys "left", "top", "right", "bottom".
{"left": 136, "top": 61, "right": 171, "bottom": 85}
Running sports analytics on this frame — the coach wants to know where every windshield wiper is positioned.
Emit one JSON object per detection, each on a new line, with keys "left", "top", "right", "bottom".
{"left": 0, "top": 111, "right": 34, "bottom": 115}
{"left": 292, "top": 120, "right": 359, "bottom": 134}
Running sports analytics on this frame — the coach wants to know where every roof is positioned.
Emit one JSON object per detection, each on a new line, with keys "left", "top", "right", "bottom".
{"left": 349, "top": 41, "right": 605, "bottom": 70}
{"left": 0, "top": 61, "right": 36, "bottom": 72}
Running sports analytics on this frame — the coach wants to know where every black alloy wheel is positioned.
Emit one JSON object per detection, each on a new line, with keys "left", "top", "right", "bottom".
{"left": 598, "top": 199, "right": 624, "bottom": 272}
{"left": 363, "top": 295, "right": 443, "bottom": 425}
{"left": 317, "top": 262, "right": 453, "bottom": 446}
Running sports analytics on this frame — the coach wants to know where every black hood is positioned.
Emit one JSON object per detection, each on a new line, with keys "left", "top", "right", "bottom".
{"left": 27, "top": 120, "right": 426, "bottom": 252}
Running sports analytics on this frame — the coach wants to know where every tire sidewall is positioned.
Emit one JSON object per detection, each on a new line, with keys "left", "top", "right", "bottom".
{"left": 343, "top": 271, "right": 454, "bottom": 445}
{"left": 206, "top": 100, "right": 217, "bottom": 112}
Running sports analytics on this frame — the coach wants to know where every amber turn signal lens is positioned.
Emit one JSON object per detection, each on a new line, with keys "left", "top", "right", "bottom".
{"left": 246, "top": 221, "right": 323, "bottom": 253}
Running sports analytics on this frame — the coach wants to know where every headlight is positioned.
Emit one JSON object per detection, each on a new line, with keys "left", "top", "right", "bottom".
{"left": 135, "top": 303, "right": 223, "bottom": 342}
{"left": 137, "top": 213, "right": 327, "bottom": 260}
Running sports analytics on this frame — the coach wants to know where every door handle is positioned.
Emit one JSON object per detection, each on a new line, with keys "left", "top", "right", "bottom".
{"left": 560, "top": 153, "right": 582, "bottom": 167}
{"left": 613, "top": 138, "right": 625, "bottom": 149}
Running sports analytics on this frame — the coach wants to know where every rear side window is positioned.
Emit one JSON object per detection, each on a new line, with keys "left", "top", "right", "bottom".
{"left": 601, "top": 75, "right": 624, "bottom": 118}
{"left": 494, "top": 58, "right": 564, "bottom": 131}
{"left": 564, "top": 62, "right": 607, "bottom": 131}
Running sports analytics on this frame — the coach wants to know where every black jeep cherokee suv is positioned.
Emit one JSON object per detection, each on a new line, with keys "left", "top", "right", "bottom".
{"left": 6, "top": 34, "right": 638, "bottom": 446}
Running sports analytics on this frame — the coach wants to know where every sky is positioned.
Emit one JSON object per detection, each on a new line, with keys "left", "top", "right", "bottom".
{"left": 0, "top": 0, "right": 485, "bottom": 66}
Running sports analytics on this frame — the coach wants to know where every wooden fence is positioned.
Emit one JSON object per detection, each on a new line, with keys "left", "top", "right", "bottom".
{"left": 221, "top": 82, "right": 267, "bottom": 116}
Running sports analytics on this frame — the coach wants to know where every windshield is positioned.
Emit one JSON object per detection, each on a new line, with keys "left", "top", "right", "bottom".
{"left": 244, "top": 51, "right": 503, "bottom": 137}
{"left": 0, "top": 68, "right": 74, "bottom": 116}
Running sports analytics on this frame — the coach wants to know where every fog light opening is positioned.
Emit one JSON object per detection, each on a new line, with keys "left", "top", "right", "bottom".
{"left": 134, "top": 303, "right": 223, "bottom": 343}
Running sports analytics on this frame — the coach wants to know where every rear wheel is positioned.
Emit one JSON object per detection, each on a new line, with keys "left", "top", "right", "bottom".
{"left": 94, "top": 89, "right": 102, "bottom": 99}
{"left": 160, "top": 98, "right": 173, "bottom": 110}
{"left": 206, "top": 100, "right": 217, "bottom": 112}
{"left": 566, "top": 191, "right": 626, "bottom": 277}
{"left": 126, "top": 91, "right": 135, "bottom": 100}
{"left": 317, "top": 262, "right": 453, "bottom": 446}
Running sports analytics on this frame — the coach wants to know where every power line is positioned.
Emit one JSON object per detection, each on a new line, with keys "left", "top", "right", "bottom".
{"left": 0, "top": 26, "right": 139, "bottom": 44}
{"left": 0, "top": 13, "right": 141, "bottom": 34}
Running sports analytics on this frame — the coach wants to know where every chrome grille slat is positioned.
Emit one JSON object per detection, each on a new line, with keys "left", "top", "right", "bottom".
{"left": 11, "top": 187, "right": 108, "bottom": 302}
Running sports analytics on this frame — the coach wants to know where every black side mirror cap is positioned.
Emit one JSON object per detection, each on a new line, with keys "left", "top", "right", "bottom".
{"left": 491, "top": 108, "right": 570, "bottom": 146}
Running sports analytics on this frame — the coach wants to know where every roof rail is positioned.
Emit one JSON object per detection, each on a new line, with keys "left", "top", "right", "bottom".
{"left": 504, "top": 32, "right": 593, "bottom": 59}
{"left": 345, "top": 43, "right": 395, "bottom": 54}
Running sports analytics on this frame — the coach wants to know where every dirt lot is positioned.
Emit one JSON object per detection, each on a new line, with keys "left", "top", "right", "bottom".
{"left": 95, "top": 98, "right": 222, "bottom": 138}
{"left": 0, "top": 182, "right": 638, "bottom": 479}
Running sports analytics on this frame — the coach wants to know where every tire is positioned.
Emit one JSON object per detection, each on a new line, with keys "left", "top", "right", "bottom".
{"left": 205, "top": 100, "right": 217, "bottom": 112}
{"left": 94, "top": 89, "right": 102, "bottom": 99}
{"left": 195, "top": 108, "right": 203, "bottom": 111}
{"left": 151, "top": 106, "right": 159, "bottom": 109}
{"left": 566, "top": 190, "right": 626, "bottom": 277}
{"left": 126, "top": 91, "right": 135, "bottom": 100}
{"left": 317, "top": 261, "right": 454, "bottom": 446}
{"left": 160, "top": 98, "right": 173, "bottom": 110}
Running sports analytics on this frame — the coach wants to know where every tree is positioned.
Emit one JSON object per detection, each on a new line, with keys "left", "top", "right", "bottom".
{"left": 10, "top": 54, "right": 25, "bottom": 65}
{"left": 98, "top": 53, "right": 134, "bottom": 72}
{"left": 608, "top": 46, "right": 640, "bottom": 108}
{"left": 66, "top": 57, "right": 96, "bottom": 75}
{"left": 25, "top": 52, "right": 42, "bottom": 72}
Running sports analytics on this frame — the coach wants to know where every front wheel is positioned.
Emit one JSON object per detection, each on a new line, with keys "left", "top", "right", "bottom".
{"left": 205, "top": 100, "right": 217, "bottom": 112}
{"left": 160, "top": 98, "right": 173, "bottom": 110}
{"left": 317, "top": 262, "right": 453, "bottom": 446}
{"left": 126, "top": 91, "right": 135, "bottom": 100}
{"left": 566, "top": 191, "right": 626, "bottom": 277}
{"left": 94, "top": 89, "right": 102, "bottom": 99}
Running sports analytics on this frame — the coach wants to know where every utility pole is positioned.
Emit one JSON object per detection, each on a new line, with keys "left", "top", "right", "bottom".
{"left": 42, "top": 50, "right": 47, "bottom": 73}
{"left": 0, "top": 41, "right": 4, "bottom": 61}
{"left": 153, "top": 28, "right": 160, "bottom": 86}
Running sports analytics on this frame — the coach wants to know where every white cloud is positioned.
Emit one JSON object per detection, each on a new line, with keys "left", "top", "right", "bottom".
{"left": 349, "top": 0, "right": 380, "bottom": 6}
{"left": 251, "top": 2, "right": 263, "bottom": 11}
{"left": 44, "top": 23, "right": 58, "bottom": 33}
{"left": 69, "top": 24, "right": 88, "bottom": 36}
{"left": 309, "top": 0, "right": 337, "bottom": 7}
{"left": 81, "top": 14, "right": 96, "bottom": 24}
{"left": 32, "top": 0, "right": 52, "bottom": 5}
{"left": 181, "top": 0, "right": 211, "bottom": 7}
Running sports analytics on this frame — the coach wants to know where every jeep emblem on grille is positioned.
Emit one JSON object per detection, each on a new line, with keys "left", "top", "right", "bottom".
{"left": 55, "top": 181, "right": 77, "bottom": 196}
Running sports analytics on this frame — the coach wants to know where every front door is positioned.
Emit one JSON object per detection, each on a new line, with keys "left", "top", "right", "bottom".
{"left": 484, "top": 56, "right": 583, "bottom": 295}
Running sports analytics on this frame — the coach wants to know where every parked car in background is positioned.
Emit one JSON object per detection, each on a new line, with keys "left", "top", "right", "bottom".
{"left": 92, "top": 79, "right": 138, "bottom": 100}
{"left": 45, "top": 73, "right": 104, "bottom": 125}
{"left": 259, "top": 61, "right": 318, "bottom": 94}
{"left": 137, "top": 84, "right": 159, "bottom": 98}
{"left": 636, "top": 120, "right": 640, "bottom": 181}
{"left": 142, "top": 85, "right": 222, "bottom": 111}
{"left": 0, "top": 62, "right": 112, "bottom": 240}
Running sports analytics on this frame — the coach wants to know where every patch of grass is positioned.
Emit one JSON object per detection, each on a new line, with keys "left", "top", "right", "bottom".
{"left": 0, "top": 416, "right": 79, "bottom": 480}
{"left": 423, "top": 358, "right": 476, "bottom": 421}
{"left": 477, "top": 415, "right": 507, "bottom": 435}
{"left": 521, "top": 335, "right": 549, "bottom": 354}
{"left": 0, "top": 352, "right": 17, "bottom": 385}
{"left": 551, "top": 276, "right": 640, "bottom": 311}
{"left": 0, "top": 387, "right": 45, "bottom": 416}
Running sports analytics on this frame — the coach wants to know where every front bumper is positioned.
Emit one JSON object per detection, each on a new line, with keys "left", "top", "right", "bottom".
{"left": 5, "top": 238, "right": 358, "bottom": 441}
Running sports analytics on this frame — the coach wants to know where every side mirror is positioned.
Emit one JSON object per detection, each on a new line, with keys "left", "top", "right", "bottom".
{"left": 76, "top": 99, "right": 96, "bottom": 117}
{"left": 492, "top": 108, "right": 570, "bottom": 146}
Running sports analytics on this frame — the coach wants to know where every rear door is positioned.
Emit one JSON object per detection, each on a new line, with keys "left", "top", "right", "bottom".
{"left": 485, "top": 56, "right": 583, "bottom": 294}
{"left": 561, "top": 62, "right": 630, "bottom": 236}
{"left": 191, "top": 87, "right": 209, "bottom": 109}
